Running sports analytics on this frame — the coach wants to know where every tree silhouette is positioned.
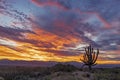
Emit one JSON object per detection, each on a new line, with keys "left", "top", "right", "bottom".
{"left": 80, "top": 45, "right": 99, "bottom": 70}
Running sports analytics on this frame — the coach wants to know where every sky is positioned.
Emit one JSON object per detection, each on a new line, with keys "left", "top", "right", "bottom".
{"left": 0, "top": 0, "right": 120, "bottom": 64}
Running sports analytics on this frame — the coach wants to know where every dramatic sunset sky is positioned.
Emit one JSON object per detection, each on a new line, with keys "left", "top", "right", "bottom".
{"left": 0, "top": 0, "right": 120, "bottom": 64}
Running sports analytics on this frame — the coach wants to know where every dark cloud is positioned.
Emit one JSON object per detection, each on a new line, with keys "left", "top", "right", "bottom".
{"left": 0, "top": 26, "right": 35, "bottom": 42}
{"left": 31, "top": 0, "right": 120, "bottom": 21}
{"left": 41, "top": 49, "right": 79, "bottom": 56}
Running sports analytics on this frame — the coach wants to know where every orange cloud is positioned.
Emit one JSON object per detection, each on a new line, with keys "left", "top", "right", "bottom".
{"left": 31, "top": 0, "right": 67, "bottom": 10}
{"left": 0, "top": 39, "right": 119, "bottom": 64}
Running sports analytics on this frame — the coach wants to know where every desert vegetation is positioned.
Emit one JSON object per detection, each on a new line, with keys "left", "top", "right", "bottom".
{"left": 0, "top": 64, "right": 120, "bottom": 80}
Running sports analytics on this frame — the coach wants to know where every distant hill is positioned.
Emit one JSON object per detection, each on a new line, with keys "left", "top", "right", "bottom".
{"left": 0, "top": 59, "right": 120, "bottom": 68}
{"left": 0, "top": 59, "right": 57, "bottom": 67}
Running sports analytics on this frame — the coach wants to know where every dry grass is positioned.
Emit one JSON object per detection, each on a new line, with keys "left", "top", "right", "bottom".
{"left": 0, "top": 65, "right": 119, "bottom": 80}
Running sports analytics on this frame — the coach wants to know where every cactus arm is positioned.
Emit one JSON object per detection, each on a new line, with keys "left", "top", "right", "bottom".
{"left": 93, "top": 49, "right": 99, "bottom": 63}
{"left": 81, "top": 53, "right": 88, "bottom": 64}
{"left": 85, "top": 48, "right": 89, "bottom": 58}
{"left": 92, "top": 63, "right": 97, "bottom": 66}
{"left": 94, "top": 49, "right": 99, "bottom": 63}
{"left": 91, "top": 51, "right": 96, "bottom": 64}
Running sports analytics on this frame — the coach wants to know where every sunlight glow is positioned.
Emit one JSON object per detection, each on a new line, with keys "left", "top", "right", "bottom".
{"left": 0, "top": 39, "right": 18, "bottom": 47}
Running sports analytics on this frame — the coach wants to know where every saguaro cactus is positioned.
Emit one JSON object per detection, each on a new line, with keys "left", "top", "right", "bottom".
{"left": 80, "top": 45, "right": 99, "bottom": 70}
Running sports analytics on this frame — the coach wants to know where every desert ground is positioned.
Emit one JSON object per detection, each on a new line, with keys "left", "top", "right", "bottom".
{"left": 0, "top": 64, "right": 119, "bottom": 80}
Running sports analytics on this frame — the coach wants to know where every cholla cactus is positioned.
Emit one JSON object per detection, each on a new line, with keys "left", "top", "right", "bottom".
{"left": 80, "top": 45, "right": 99, "bottom": 70}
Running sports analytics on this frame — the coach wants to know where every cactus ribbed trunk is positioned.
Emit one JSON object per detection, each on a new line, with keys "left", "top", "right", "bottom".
{"left": 89, "top": 65, "right": 92, "bottom": 70}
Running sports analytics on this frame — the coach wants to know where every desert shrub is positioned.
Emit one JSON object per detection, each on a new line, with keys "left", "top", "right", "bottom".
{"left": 82, "top": 72, "right": 90, "bottom": 78}
{"left": 93, "top": 72, "right": 120, "bottom": 80}
{"left": 0, "top": 77, "right": 4, "bottom": 80}
{"left": 51, "top": 63, "right": 78, "bottom": 72}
